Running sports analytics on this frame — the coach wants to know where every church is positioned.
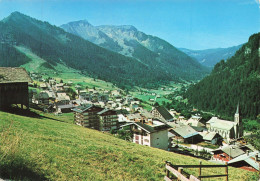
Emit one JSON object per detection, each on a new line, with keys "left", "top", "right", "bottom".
{"left": 206, "top": 104, "right": 243, "bottom": 141}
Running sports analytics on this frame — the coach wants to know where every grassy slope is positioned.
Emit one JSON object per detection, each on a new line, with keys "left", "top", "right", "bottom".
{"left": 0, "top": 110, "right": 257, "bottom": 181}
{"left": 16, "top": 45, "right": 117, "bottom": 90}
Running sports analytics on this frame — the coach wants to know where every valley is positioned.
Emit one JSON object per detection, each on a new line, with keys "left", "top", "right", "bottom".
{"left": 0, "top": 8, "right": 259, "bottom": 181}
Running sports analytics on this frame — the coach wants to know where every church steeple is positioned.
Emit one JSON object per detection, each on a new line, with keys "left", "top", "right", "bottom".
{"left": 234, "top": 103, "right": 240, "bottom": 125}
{"left": 234, "top": 102, "right": 243, "bottom": 138}
{"left": 236, "top": 102, "right": 239, "bottom": 114}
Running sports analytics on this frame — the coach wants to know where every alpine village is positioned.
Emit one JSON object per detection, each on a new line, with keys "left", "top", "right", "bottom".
{"left": 0, "top": 8, "right": 259, "bottom": 181}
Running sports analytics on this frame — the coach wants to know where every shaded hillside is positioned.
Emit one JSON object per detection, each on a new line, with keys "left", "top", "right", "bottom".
{"left": 179, "top": 44, "right": 243, "bottom": 67}
{"left": 0, "top": 109, "right": 257, "bottom": 180}
{"left": 61, "top": 21, "right": 209, "bottom": 81}
{"left": 185, "top": 33, "right": 260, "bottom": 119}
{"left": 0, "top": 12, "right": 178, "bottom": 88}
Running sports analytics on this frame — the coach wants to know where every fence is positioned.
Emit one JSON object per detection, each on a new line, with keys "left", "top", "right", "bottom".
{"left": 165, "top": 161, "right": 228, "bottom": 181}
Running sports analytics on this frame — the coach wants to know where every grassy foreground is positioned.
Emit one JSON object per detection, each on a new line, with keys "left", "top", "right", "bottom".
{"left": 0, "top": 109, "right": 258, "bottom": 181}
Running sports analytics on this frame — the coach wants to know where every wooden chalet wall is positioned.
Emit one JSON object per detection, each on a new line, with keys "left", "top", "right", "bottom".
{"left": 0, "top": 82, "right": 29, "bottom": 109}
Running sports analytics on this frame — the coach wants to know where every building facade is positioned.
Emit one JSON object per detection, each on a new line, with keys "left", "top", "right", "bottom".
{"left": 72, "top": 105, "right": 118, "bottom": 131}
{"left": 206, "top": 104, "right": 243, "bottom": 141}
{"left": 97, "top": 109, "right": 118, "bottom": 131}
{"left": 0, "top": 67, "right": 32, "bottom": 109}
{"left": 72, "top": 105, "right": 104, "bottom": 130}
{"left": 151, "top": 106, "right": 174, "bottom": 122}
{"left": 122, "top": 121, "right": 169, "bottom": 150}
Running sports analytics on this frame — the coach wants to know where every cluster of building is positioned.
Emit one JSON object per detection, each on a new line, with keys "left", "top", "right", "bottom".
{"left": 0, "top": 67, "right": 258, "bottom": 172}
{"left": 30, "top": 77, "right": 143, "bottom": 114}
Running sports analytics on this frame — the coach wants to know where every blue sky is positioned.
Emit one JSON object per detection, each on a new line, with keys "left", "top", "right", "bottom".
{"left": 0, "top": 0, "right": 259, "bottom": 49}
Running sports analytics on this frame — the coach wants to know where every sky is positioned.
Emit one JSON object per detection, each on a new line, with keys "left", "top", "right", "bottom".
{"left": 0, "top": 0, "right": 259, "bottom": 50}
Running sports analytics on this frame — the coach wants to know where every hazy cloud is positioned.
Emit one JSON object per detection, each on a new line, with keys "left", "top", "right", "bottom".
{"left": 256, "top": 0, "right": 260, "bottom": 8}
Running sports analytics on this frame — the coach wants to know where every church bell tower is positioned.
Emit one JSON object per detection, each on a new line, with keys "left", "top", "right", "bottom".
{"left": 234, "top": 103, "right": 243, "bottom": 138}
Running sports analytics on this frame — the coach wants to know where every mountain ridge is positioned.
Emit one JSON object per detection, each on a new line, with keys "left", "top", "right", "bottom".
{"left": 61, "top": 19, "right": 209, "bottom": 81}
{"left": 1, "top": 12, "right": 208, "bottom": 88}
{"left": 179, "top": 44, "right": 243, "bottom": 67}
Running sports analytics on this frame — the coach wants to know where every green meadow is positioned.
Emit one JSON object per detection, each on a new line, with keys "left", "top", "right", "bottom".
{"left": 0, "top": 109, "right": 258, "bottom": 181}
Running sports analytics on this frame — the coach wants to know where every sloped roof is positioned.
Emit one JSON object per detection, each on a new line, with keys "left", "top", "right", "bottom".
{"left": 203, "top": 132, "right": 220, "bottom": 141}
{"left": 171, "top": 125, "right": 199, "bottom": 138}
{"left": 140, "top": 109, "right": 153, "bottom": 119}
{"left": 126, "top": 113, "right": 142, "bottom": 120}
{"left": 97, "top": 109, "right": 116, "bottom": 115}
{"left": 0, "top": 67, "right": 32, "bottom": 83}
{"left": 72, "top": 104, "right": 93, "bottom": 113}
{"left": 222, "top": 145, "right": 245, "bottom": 158}
{"left": 154, "top": 106, "right": 173, "bottom": 121}
{"left": 187, "top": 116, "right": 205, "bottom": 127}
{"left": 121, "top": 121, "right": 169, "bottom": 133}
{"left": 228, "top": 151, "right": 259, "bottom": 171}
{"left": 207, "top": 117, "right": 236, "bottom": 130}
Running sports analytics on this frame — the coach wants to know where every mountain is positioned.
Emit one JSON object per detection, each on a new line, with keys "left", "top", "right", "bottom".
{"left": 179, "top": 44, "right": 243, "bottom": 67}
{"left": 185, "top": 33, "right": 260, "bottom": 119}
{"left": 0, "top": 12, "right": 173, "bottom": 88}
{"left": 61, "top": 21, "right": 209, "bottom": 82}
{"left": 0, "top": 12, "right": 209, "bottom": 88}
{"left": 60, "top": 20, "right": 123, "bottom": 52}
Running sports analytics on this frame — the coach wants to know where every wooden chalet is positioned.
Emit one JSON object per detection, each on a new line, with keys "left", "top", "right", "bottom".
{"left": 0, "top": 67, "right": 32, "bottom": 109}
{"left": 151, "top": 106, "right": 174, "bottom": 123}
{"left": 228, "top": 151, "right": 259, "bottom": 172}
{"left": 169, "top": 125, "right": 202, "bottom": 144}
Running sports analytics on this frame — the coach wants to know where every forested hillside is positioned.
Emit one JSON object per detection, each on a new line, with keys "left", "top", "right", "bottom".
{"left": 0, "top": 12, "right": 209, "bottom": 89}
{"left": 185, "top": 33, "right": 260, "bottom": 119}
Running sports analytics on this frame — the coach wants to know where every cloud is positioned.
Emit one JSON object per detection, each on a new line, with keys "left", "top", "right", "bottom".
{"left": 255, "top": 0, "right": 260, "bottom": 8}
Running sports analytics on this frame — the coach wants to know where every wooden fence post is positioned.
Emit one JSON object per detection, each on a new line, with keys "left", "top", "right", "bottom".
{"left": 199, "top": 161, "right": 202, "bottom": 180}
{"left": 166, "top": 161, "right": 170, "bottom": 179}
{"left": 225, "top": 162, "right": 228, "bottom": 181}
{"left": 177, "top": 167, "right": 183, "bottom": 181}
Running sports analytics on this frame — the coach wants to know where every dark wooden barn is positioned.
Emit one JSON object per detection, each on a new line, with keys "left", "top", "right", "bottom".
{"left": 0, "top": 67, "right": 32, "bottom": 109}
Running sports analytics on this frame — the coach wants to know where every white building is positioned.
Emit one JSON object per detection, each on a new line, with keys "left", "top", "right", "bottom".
{"left": 121, "top": 120, "right": 169, "bottom": 150}
{"left": 206, "top": 104, "right": 243, "bottom": 141}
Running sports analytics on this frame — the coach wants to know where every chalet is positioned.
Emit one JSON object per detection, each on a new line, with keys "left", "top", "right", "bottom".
{"left": 228, "top": 151, "right": 259, "bottom": 172}
{"left": 184, "top": 115, "right": 205, "bottom": 127}
{"left": 97, "top": 109, "right": 118, "bottom": 131}
{"left": 79, "top": 91, "right": 92, "bottom": 101}
{"left": 151, "top": 106, "right": 174, "bottom": 122}
{"left": 206, "top": 105, "right": 243, "bottom": 141}
{"left": 34, "top": 91, "right": 52, "bottom": 105}
{"left": 0, "top": 67, "right": 32, "bottom": 109}
{"left": 169, "top": 125, "right": 202, "bottom": 144}
{"left": 49, "top": 79, "right": 56, "bottom": 86}
{"left": 140, "top": 109, "right": 153, "bottom": 120}
{"left": 121, "top": 120, "right": 169, "bottom": 150}
{"left": 125, "top": 113, "right": 142, "bottom": 122}
{"left": 211, "top": 145, "right": 247, "bottom": 162}
{"left": 200, "top": 132, "right": 222, "bottom": 145}
{"left": 57, "top": 104, "right": 75, "bottom": 113}
{"left": 39, "top": 83, "right": 48, "bottom": 90}
{"left": 94, "top": 101, "right": 105, "bottom": 108}
{"left": 56, "top": 93, "right": 70, "bottom": 105}
{"left": 72, "top": 104, "right": 103, "bottom": 130}
{"left": 55, "top": 83, "right": 64, "bottom": 92}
